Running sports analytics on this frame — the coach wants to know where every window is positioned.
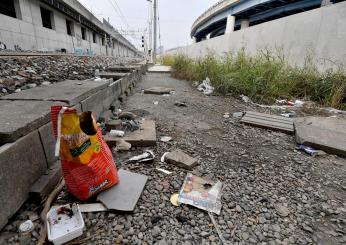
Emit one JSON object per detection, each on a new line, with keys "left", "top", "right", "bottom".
{"left": 66, "top": 19, "right": 74, "bottom": 36}
{"left": 40, "top": 7, "right": 53, "bottom": 29}
{"left": 101, "top": 37, "right": 105, "bottom": 46}
{"left": 81, "top": 27, "right": 86, "bottom": 40}
{"left": 92, "top": 33, "right": 97, "bottom": 43}
{"left": 0, "top": 0, "right": 16, "bottom": 18}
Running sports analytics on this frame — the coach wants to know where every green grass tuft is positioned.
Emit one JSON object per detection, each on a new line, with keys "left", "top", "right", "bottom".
{"left": 169, "top": 50, "right": 346, "bottom": 109}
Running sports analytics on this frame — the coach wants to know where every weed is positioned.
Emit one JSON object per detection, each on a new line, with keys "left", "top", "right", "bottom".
{"left": 169, "top": 50, "right": 346, "bottom": 109}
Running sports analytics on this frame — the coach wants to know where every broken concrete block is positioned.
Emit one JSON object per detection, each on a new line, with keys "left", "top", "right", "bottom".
{"left": 144, "top": 86, "right": 174, "bottom": 95}
{"left": 97, "top": 169, "right": 147, "bottom": 211}
{"left": 240, "top": 111, "right": 294, "bottom": 134}
{"left": 106, "top": 119, "right": 123, "bottom": 131}
{"left": 104, "top": 120, "right": 156, "bottom": 147}
{"left": 0, "top": 79, "right": 110, "bottom": 105}
{"left": 294, "top": 117, "right": 346, "bottom": 156}
{"left": 30, "top": 161, "right": 62, "bottom": 202}
{"left": 165, "top": 149, "right": 197, "bottom": 170}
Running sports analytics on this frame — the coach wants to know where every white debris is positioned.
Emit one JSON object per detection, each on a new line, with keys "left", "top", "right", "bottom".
{"left": 197, "top": 77, "right": 214, "bottom": 95}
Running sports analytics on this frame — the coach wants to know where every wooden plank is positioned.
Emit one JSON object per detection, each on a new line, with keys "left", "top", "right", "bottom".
{"left": 245, "top": 111, "right": 293, "bottom": 122}
{"left": 241, "top": 111, "right": 294, "bottom": 134}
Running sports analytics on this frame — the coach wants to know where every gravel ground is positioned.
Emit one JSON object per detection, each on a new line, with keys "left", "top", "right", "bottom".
{"left": 0, "top": 55, "right": 141, "bottom": 97}
{"left": 1, "top": 72, "right": 346, "bottom": 245}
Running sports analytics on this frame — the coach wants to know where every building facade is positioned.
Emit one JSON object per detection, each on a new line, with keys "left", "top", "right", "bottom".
{"left": 0, "top": 0, "right": 139, "bottom": 57}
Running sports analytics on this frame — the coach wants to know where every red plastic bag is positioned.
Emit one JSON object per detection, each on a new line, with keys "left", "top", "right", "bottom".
{"left": 51, "top": 106, "right": 119, "bottom": 200}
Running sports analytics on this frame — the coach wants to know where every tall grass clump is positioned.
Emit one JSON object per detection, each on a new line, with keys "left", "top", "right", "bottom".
{"left": 170, "top": 50, "right": 346, "bottom": 109}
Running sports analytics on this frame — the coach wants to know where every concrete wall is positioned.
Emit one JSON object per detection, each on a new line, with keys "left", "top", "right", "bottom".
{"left": 167, "top": 2, "right": 346, "bottom": 69}
{"left": 0, "top": 0, "right": 136, "bottom": 56}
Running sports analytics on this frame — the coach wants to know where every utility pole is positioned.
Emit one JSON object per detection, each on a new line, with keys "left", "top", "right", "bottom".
{"left": 153, "top": 0, "right": 157, "bottom": 63}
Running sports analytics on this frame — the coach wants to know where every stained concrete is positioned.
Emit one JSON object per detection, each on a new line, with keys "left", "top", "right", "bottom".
{"left": 0, "top": 79, "right": 110, "bottom": 105}
{"left": 295, "top": 117, "right": 346, "bottom": 156}
{"left": 97, "top": 169, "right": 147, "bottom": 211}
{"left": 0, "top": 131, "right": 47, "bottom": 229}
{"left": 0, "top": 100, "right": 66, "bottom": 144}
{"left": 165, "top": 149, "right": 198, "bottom": 170}
{"left": 99, "top": 72, "right": 128, "bottom": 80}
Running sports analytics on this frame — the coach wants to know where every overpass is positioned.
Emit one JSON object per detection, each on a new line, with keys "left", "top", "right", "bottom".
{"left": 191, "top": 0, "right": 342, "bottom": 42}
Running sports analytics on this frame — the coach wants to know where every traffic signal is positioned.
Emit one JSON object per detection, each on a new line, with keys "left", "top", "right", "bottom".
{"left": 141, "top": 36, "right": 145, "bottom": 47}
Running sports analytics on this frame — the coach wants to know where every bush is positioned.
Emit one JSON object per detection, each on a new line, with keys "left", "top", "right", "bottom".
{"left": 170, "top": 50, "right": 346, "bottom": 109}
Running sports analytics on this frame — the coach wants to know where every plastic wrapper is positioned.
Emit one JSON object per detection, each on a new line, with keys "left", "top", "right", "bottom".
{"left": 178, "top": 173, "right": 222, "bottom": 215}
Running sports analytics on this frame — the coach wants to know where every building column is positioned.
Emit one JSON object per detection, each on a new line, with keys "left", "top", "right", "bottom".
{"left": 240, "top": 19, "right": 250, "bottom": 29}
{"left": 225, "top": 15, "right": 235, "bottom": 34}
{"left": 321, "top": 0, "right": 332, "bottom": 6}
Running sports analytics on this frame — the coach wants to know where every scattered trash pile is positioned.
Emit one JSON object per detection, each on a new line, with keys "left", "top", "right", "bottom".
{"left": 233, "top": 110, "right": 346, "bottom": 157}
{"left": 25, "top": 96, "right": 226, "bottom": 244}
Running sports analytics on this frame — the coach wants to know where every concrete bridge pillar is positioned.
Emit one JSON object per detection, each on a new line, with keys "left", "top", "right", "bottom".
{"left": 240, "top": 19, "right": 250, "bottom": 29}
{"left": 225, "top": 15, "right": 235, "bottom": 34}
{"left": 192, "top": 37, "right": 196, "bottom": 43}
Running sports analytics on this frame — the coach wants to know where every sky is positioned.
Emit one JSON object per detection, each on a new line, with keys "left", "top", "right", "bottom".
{"left": 78, "top": 0, "right": 219, "bottom": 51}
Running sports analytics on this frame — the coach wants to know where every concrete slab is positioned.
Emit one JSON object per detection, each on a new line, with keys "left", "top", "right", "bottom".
{"left": 295, "top": 117, "right": 346, "bottom": 156}
{"left": 148, "top": 65, "right": 171, "bottom": 73}
{"left": 165, "top": 149, "right": 198, "bottom": 170}
{"left": 240, "top": 111, "right": 294, "bottom": 134}
{"left": 99, "top": 72, "right": 128, "bottom": 80}
{"left": 0, "top": 131, "right": 47, "bottom": 229}
{"left": 104, "top": 120, "right": 156, "bottom": 147}
{"left": 97, "top": 169, "right": 147, "bottom": 211}
{"left": 81, "top": 88, "right": 108, "bottom": 119}
{"left": 0, "top": 100, "right": 66, "bottom": 144}
{"left": 38, "top": 122, "right": 58, "bottom": 166}
{"left": 29, "top": 161, "right": 62, "bottom": 202}
{"left": 144, "top": 87, "right": 174, "bottom": 95}
{"left": 0, "top": 80, "right": 110, "bottom": 105}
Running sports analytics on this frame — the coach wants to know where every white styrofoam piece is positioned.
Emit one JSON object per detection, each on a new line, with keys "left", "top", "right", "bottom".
{"left": 47, "top": 204, "right": 84, "bottom": 245}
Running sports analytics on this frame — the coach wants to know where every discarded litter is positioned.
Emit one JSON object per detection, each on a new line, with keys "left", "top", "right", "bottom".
{"left": 297, "top": 144, "right": 326, "bottom": 157}
{"left": 94, "top": 69, "right": 100, "bottom": 79}
{"left": 223, "top": 112, "right": 230, "bottom": 118}
{"left": 178, "top": 173, "right": 222, "bottom": 215}
{"left": 280, "top": 112, "right": 296, "bottom": 118}
{"left": 109, "top": 130, "right": 125, "bottom": 137}
{"left": 233, "top": 112, "right": 244, "bottom": 118}
{"left": 18, "top": 220, "right": 34, "bottom": 233}
{"left": 156, "top": 168, "right": 172, "bottom": 175}
{"left": 170, "top": 193, "right": 180, "bottom": 206}
{"left": 240, "top": 95, "right": 250, "bottom": 103}
{"left": 51, "top": 106, "right": 119, "bottom": 200}
{"left": 174, "top": 101, "right": 187, "bottom": 107}
{"left": 79, "top": 203, "right": 108, "bottom": 213}
{"left": 197, "top": 77, "right": 214, "bottom": 95}
{"left": 161, "top": 152, "right": 170, "bottom": 163}
{"left": 127, "top": 150, "right": 155, "bottom": 163}
{"left": 153, "top": 101, "right": 159, "bottom": 105}
{"left": 160, "top": 136, "right": 172, "bottom": 142}
{"left": 122, "top": 120, "right": 139, "bottom": 132}
{"left": 47, "top": 204, "right": 84, "bottom": 245}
